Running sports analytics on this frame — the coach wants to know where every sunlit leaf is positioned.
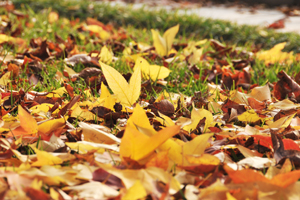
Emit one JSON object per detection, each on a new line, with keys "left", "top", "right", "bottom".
{"left": 183, "top": 108, "right": 213, "bottom": 133}
{"left": 9, "top": 105, "right": 38, "bottom": 137}
{"left": 238, "top": 109, "right": 262, "bottom": 123}
{"left": 85, "top": 25, "right": 110, "bottom": 40}
{"left": 99, "top": 45, "right": 113, "bottom": 64}
{"left": 134, "top": 57, "right": 170, "bottom": 81}
{"left": 31, "top": 148, "right": 63, "bottom": 166}
{"left": 100, "top": 62, "right": 141, "bottom": 106}
{"left": 151, "top": 24, "right": 179, "bottom": 57}
{"left": 257, "top": 42, "right": 294, "bottom": 65}
{"left": 65, "top": 142, "right": 106, "bottom": 154}
{"left": 38, "top": 118, "right": 65, "bottom": 135}
{"left": 120, "top": 125, "right": 180, "bottom": 162}
{"left": 63, "top": 181, "right": 119, "bottom": 199}
{"left": 0, "top": 71, "right": 11, "bottom": 86}
{"left": 79, "top": 122, "right": 120, "bottom": 144}
{"left": 122, "top": 180, "right": 147, "bottom": 200}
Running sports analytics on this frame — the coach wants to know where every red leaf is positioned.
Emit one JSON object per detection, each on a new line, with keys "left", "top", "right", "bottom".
{"left": 252, "top": 135, "right": 300, "bottom": 151}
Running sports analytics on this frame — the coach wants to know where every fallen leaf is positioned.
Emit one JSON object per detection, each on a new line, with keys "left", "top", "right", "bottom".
{"left": 151, "top": 24, "right": 179, "bottom": 57}
{"left": 63, "top": 181, "right": 119, "bottom": 199}
{"left": 79, "top": 122, "right": 120, "bottom": 144}
{"left": 100, "top": 61, "right": 141, "bottom": 106}
{"left": 134, "top": 57, "right": 171, "bottom": 81}
{"left": 120, "top": 125, "right": 180, "bottom": 163}
{"left": 31, "top": 148, "right": 63, "bottom": 166}
{"left": 122, "top": 180, "right": 147, "bottom": 200}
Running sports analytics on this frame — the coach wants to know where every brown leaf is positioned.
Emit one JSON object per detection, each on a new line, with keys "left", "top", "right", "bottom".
{"left": 25, "top": 187, "right": 50, "bottom": 200}
{"left": 267, "top": 18, "right": 286, "bottom": 29}
{"left": 271, "top": 131, "right": 300, "bottom": 167}
{"left": 58, "top": 95, "right": 80, "bottom": 116}
{"left": 32, "top": 96, "right": 63, "bottom": 105}
{"left": 92, "top": 168, "right": 123, "bottom": 188}
{"left": 65, "top": 54, "right": 100, "bottom": 68}
{"left": 29, "top": 40, "right": 51, "bottom": 61}
{"left": 149, "top": 99, "right": 175, "bottom": 117}
{"left": 274, "top": 70, "right": 300, "bottom": 102}
{"left": 90, "top": 106, "right": 112, "bottom": 118}
{"left": 64, "top": 83, "right": 74, "bottom": 98}
{"left": 78, "top": 67, "right": 102, "bottom": 80}
{"left": 247, "top": 97, "right": 266, "bottom": 111}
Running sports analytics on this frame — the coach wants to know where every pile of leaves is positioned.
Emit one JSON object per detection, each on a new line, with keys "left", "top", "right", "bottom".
{"left": 1, "top": 2, "right": 300, "bottom": 199}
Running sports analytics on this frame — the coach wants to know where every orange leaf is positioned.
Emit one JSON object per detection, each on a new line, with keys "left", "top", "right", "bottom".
{"left": 180, "top": 154, "right": 220, "bottom": 174}
{"left": 120, "top": 125, "right": 180, "bottom": 163}
{"left": 8, "top": 105, "right": 38, "bottom": 137}
{"left": 225, "top": 165, "right": 269, "bottom": 184}
{"left": 145, "top": 151, "right": 169, "bottom": 170}
{"left": 225, "top": 165, "right": 300, "bottom": 188}
{"left": 252, "top": 135, "right": 300, "bottom": 151}
{"left": 271, "top": 170, "right": 300, "bottom": 188}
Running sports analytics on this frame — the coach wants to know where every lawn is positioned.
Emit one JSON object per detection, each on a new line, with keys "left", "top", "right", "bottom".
{"left": 0, "top": 0, "right": 300, "bottom": 199}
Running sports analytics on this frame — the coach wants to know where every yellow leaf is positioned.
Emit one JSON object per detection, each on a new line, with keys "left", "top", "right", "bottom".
{"left": 99, "top": 45, "right": 113, "bottom": 64}
{"left": 151, "top": 24, "right": 179, "bottom": 57}
{"left": 96, "top": 82, "right": 116, "bottom": 110}
{"left": 50, "top": 188, "right": 60, "bottom": 200}
{"left": 65, "top": 142, "right": 105, "bottom": 154}
{"left": 134, "top": 57, "right": 170, "bottom": 81}
{"left": 238, "top": 109, "right": 262, "bottom": 123}
{"left": 268, "top": 113, "right": 296, "bottom": 129}
{"left": 38, "top": 118, "right": 66, "bottom": 135}
{"left": 100, "top": 62, "right": 141, "bottom": 106}
{"left": 64, "top": 65, "right": 77, "bottom": 77}
{"left": 128, "top": 64, "right": 141, "bottom": 106}
{"left": 120, "top": 125, "right": 180, "bottom": 162}
{"left": 157, "top": 139, "right": 183, "bottom": 164}
{"left": 0, "top": 34, "right": 15, "bottom": 43}
{"left": 71, "top": 104, "right": 97, "bottom": 121}
{"left": 183, "top": 133, "right": 213, "bottom": 156}
{"left": 47, "top": 87, "right": 67, "bottom": 97}
{"left": 163, "top": 24, "right": 180, "bottom": 54}
{"left": 124, "top": 52, "right": 149, "bottom": 63}
{"left": 30, "top": 103, "right": 53, "bottom": 115}
{"left": 0, "top": 71, "right": 11, "bottom": 86}
{"left": 122, "top": 180, "right": 147, "bottom": 200}
{"left": 31, "top": 148, "right": 63, "bottom": 166}
{"left": 257, "top": 42, "right": 294, "bottom": 65}
{"left": 151, "top": 29, "right": 166, "bottom": 57}
{"left": 99, "top": 82, "right": 111, "bottom": 100}
{"left": 226, "top": 192, "right": 237, "bottom": 200}
{"left": 155, "top": 111, "right": 175, "bottom": 127}
{"left": 127, "top": 104, "right": 156, "bottom": 136}
{"left": 186, "top": 153, "right": 220, "bottom": 166}
{"left": 99, "top": 163, "right": 181, "bottom": 194}
{"left": 104, "top": 94, "right": 116, "bottom": 110}
{"left": 31, "top": 178, "right": 43, "bottom": 190}
{"left": 85, "top": 25, "right": 110, "bottom": 40}
{"left": 18, "top": 105, "right": 38, "bottom": 135}
{"left": 183, "top": 108, "right": 213, "bottom": 133}
{"left": 188, "top": 48, "right": 203, "bottom": 65}
{"left": 127, "top": 104, "right": 185, "bottom": 164}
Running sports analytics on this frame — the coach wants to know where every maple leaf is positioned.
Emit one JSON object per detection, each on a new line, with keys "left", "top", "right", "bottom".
{"left": 100, "top": 61, "right": 141, "bottom": 106}
{"left": 151, "top": 24, "right": 179, "bottom": 57}
{"left": 134, "top": 57, "right": 171, "bottom": 81}
{"left": 120, "top": 124, "right": 180, "bottom": 163}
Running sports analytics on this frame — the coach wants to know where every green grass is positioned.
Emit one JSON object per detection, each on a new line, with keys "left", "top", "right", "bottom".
{"left": 12, "top": 0, "right": 300, "bottom": 53}
{"left": 1, "top": 0, "right": 299, "bottom": 98}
